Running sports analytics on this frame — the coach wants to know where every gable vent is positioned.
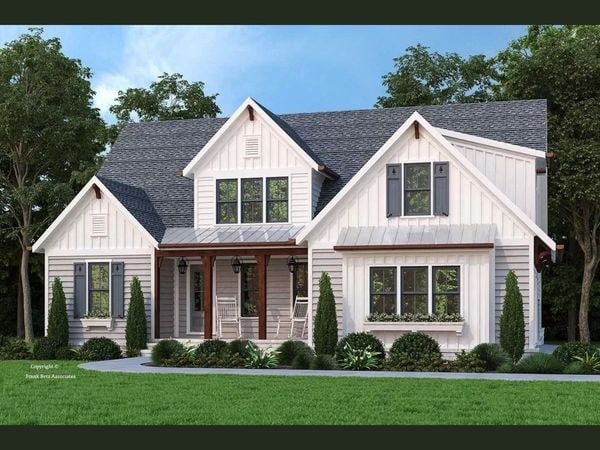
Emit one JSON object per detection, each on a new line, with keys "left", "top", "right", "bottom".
{"left": 244, "top": 136, "right": 261, "bottom": 158}
{"left": 91, "top": 214, "right": 108, "bottom": 237}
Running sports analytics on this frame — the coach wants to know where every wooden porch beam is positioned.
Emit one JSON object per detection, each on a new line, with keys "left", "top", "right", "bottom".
{"left": 201, "top": 255, "right": 214, "bottom": 339}
{"left": 156, "top": 247, "right": 308, "bottom": 258}
{"left": 256, "top": 254, "right": 269, "bottom": 340}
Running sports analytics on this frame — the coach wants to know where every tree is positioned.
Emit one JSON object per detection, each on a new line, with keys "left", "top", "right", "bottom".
{"left": 500, "top": 270, "right": 526, "bottom": 363}
{"left": 498, "top": 25, "right": 600, "bottom": 343}
{"left": 107, "top": 72, "right": 220, "bottom": 142}
{"left": 0, "top": 29, "right": 106, "bottom": 341}
{"left": 126, "top": 276, "right": 147, "bottom": 356}
{"left": 47, "top": 278, "right": 69, "bottom": 348}
{"left": 376, "top": 44, "right": 498, "bottom": 108}
{"left": 313, "top": 272, "right": 338, "bottom": 355}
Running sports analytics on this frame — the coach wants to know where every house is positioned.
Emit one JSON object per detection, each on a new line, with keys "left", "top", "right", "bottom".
{"left": 32, "top": 97, "right": 556, "bottom": 353}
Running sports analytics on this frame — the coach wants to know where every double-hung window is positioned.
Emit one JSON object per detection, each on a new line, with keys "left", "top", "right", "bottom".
{"left": 241, "top": 178, "right": 263, "bottom": 223}
{"left": 88, "top": 262, "right": 110, "bottom": 317}
{"left": 400, "top": 267, "right": 428, "bottom": 314}
{"left": 432, "top": 266, "right": 460, "bottom": 315}
{"left": 216, "top": 179, "right": 238, "bottom": 224}
{"left": 266, "top": 177, "right": 288, "bottom": 222}
{"left": 404, "top": 163, "right": 431, "bottom": 216}
{"left": 370, "top": 267, "right": 397, "bottom": 314}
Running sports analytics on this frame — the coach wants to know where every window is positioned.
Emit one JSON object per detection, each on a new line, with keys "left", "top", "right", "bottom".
{"left": 404, "top": 163, "right": 431, "bottom": 216}
{"left": 370, "top": 267, "right": 397, "bottom": 314}
{"left": 433, "top": 266, "right": 460, "bottom": 315}
{"left": 266, "top": 177, "right": 288, "bottom": 222}
{"left": 193, "top": 271, "right": 204, "bottom": 311}
{"left": 293, "top": 262, "right": 308, "bottom": 303}
{"left": 88, "top": 262, "right": 110, "bottom": 317}
{"left": 401, "top": 267, "right": 428, "bottom": 314}
{"left": 241, "top": 263, "right": 258, "bottom": 317}
{"left": 241, "top": 178, "right": 263, "bottom": 223}
{"left": 216, "top": 179, "right": 238, "bottom": 224}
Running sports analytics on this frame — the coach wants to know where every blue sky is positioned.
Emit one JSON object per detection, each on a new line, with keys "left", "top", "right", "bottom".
{"left": 0, "top": 25, "right": 526, "bottom": 122}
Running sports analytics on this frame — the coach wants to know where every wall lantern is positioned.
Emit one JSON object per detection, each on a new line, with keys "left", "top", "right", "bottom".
{"left": 177, "top": 257, "right": 188, "bottom": 275}
{"left": 287, "top": 256, "right": 297, "bottom": 274}
{"left": 231, "top": 256, "right": 242, "bottom": 274}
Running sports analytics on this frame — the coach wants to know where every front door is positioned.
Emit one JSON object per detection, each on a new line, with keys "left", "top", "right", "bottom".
{"left": 189, "top": 266, "right": 204, "bottom": 333}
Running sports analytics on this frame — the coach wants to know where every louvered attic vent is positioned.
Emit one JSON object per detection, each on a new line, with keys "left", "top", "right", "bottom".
{"left": 244, "top": 136, "right": 261, "bottom": 158}
{"left": 91, "top": 214, "right": 108, "bottom": 237}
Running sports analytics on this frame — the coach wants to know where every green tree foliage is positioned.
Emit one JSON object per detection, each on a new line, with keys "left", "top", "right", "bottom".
{"left": 500, "top": 270, "right": 525, "bottom": 363}
{"left": 125, "top": 277, "right": 147, "bottom": 355}
{"left": 0, "top": 28, "right": 106, "bottom": 341}
{"left": 313, "top": 272, "right": 338, "bottom": 355}
{"left": 376, "top": 44, "right": 498, "bottom": 108}
{"left": 47, "top": 278, "right": 69, "bottom": 348}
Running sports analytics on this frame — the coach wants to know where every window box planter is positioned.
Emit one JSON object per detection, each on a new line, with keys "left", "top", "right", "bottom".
{"left": 80, "top": 317, "right": 114, "bottom": 331}
{"left": 363, "top": 321, "right": 464, "bottom": 335}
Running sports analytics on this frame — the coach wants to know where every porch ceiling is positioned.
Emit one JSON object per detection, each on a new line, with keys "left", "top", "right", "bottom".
{"left": 160, "top": 224, "right": 305, "bottom": 246}
{"left": 334, "top": 224, "right": 496, "bottom": 249}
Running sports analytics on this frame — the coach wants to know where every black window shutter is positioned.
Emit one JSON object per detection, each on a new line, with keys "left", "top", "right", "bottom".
{"left": 73, "top": 263, "right": 86, "bottom": 318}
{"left": 111, "top": 262, "right": 125, "bottom": 318}
{"left": 386, "top": 164, "right": 402, "bottom": 217}
{"left": 433, "top": 162, "right": 449, "bottom": 216}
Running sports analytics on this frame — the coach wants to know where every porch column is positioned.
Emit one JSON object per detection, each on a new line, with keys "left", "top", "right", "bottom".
{"left": 202, "top": 255, "right": 214, "bottom": 339}
{"left": 256, "top": 254, "right": 269, "bottom": 339}
{"left": 154, "top": 255, "right": 163, "bottom": 339}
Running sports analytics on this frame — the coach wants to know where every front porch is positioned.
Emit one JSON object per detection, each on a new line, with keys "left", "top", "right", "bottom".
{"left": 153, "top": 244, "right": 309, "bottom": 342}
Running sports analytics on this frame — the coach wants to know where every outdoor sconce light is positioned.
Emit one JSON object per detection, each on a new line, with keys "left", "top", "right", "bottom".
{"left": 177, "top": 257, "right": 188, "bottom": 275}
{"left": 287, "top": 256, "right": 297, "bottom": 273}
{"left": 231, "top": 256, "right": 242, "bottom": 274}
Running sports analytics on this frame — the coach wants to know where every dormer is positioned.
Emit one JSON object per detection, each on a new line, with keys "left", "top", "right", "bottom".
{"left": 182, "top": 98, "right": 337, "bottom": 227}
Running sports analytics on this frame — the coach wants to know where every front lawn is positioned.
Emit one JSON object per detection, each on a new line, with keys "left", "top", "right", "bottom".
{"left": 2, "top": 360, "right": 600, "bottom": 424}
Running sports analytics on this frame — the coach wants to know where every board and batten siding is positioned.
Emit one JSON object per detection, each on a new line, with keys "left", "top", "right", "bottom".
{"left": 47, "top": 254, "right": 152, "bottom": 346}
{"left": 449, "top": 138, "right": 537, "bottom": 223}
{"left": 311, "top": 249, "right": 344, "bottom": 337}
{"left": 343, "top": 249, "right": 492, "bottom": 351}
{"left": 494, "top": 245, "right": 532, "bottom": 348}
{"left": 310, "top": 128, "right": 529, "bottom": 247}
{"left": 192, "top": 112, "right": 318, "bottom": 227}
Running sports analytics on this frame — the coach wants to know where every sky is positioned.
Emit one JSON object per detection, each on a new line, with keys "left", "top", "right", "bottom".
{"left": 0, "top": 25, "right": 527, "bottom": 123}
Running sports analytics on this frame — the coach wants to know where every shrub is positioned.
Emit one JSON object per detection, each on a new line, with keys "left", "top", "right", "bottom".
{"left": 245, "top": 343, "right": 279, "bottom": 369}
{"left": 291, "top": 351, "right": 314, "bottom": 369}
{"left": 574, "top": 352, "right": 600, "bottom": 373}
{"left": 313, "top": 272, "right": 338, "bottom": 355}
{"left": 384, "top": 353, "right": 448, "bottom": 372}
{"left": 389, "top": 332, "right": 441, "bottom": 361}
{"left": 514, "top": 353, "right": 564, "bottom": 374}
{"left": 339, "top": 343, "right": 381, "bottom": 370}
{"left": 0, "top": 338, "right": 31, "bottom": 360}
{"left": 47, "top": 278, "right": 69, "bottom": 348}
{"left": 310, "top": 354, "right": 337, "bottom": 370}
{"left": 193, "top": 351, "right": 246, "bottom": 368}
{"left": 55, "top": 347, "right": 76, "bottom": 360}
{"left": 32, "top": 336, "right": 59, "bottom": 360}
{"left": 228, "top": 339, "right": 251, "bottom": 358}
{"left": 552, "top": 342, "right": 598, "bottom": 364}
{"left": 497, "top": 361, "right": 515, "bottom": 373}
{"left": 276, "top": 340, "right": 314, "bottom": 366}
{"left": 564, "top": 361, "right": 593, "bottom": 375}
{"left": 194, "top": 339, "right": 229, "bottom": 358}
{"left": 451, "top": 350, "right": 486, "bottom": 373}
{"left": 78, "top": 337, "right": 122, "bottom": 361}
{"left": 499, "top": 270, "right": 525, "bottom": 363}
{"left": 126, "top": 276, "right": 147, "bottom": 356}
{"left": 471, "top": 343, "right": 509, "bottom": 371}
{"left": 335, "top": 332, "right": 385, "bottom": 365}
{"left": 0, "top": 335, "right": 9, "bottom": 348}
{"left": 151, "top": 339, "right": 185, "bottom": 366}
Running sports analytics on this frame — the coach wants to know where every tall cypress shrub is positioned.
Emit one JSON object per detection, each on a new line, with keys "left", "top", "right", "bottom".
{"left": 126, "top": 277, "right": 147, "bottom": 356}
{"left": 47, "top": 278, "right": 69, "bottom": 348}
{"left": 313, "top": 272, "right": 338, "bottom": 355}
{"left": 500, "top": 270, "right": 525, "bottom": 363}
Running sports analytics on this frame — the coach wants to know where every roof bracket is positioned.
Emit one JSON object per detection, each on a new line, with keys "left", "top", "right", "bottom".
{"left": 92, "top": 184, "right": 102, "bottom": 199}
{"left": 414, "top": 121, "right": 420, "bottom": 139}
{"left": 247, "top": 105, "right": 254, "bottom": 121}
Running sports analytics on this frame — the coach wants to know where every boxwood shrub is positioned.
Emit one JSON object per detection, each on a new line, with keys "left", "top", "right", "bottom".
{"left": 79, "top": 337, "right": 122, "bottom": 361}
{"left": 335, "top": 332, "right": 385, "bottom": 364}
{"left": 151, "top": 339, "right": 186, "bottom": 366}
{"left": 194, "top": 339, "right": 229, "bottom": 358}
{"left": 552, "top": 342, "right": 598, "bottom": 364}
{"left": 276, "top": 340, "right": 314, "bottom": 366}
{"left": 228, "top": 339, "right": 251, "bottom": 358}
{"left": 389, "top": 332, "right": 440, "bottom": 361}
{"left": 32, "top": 336, "right": 60, "bottom": 360}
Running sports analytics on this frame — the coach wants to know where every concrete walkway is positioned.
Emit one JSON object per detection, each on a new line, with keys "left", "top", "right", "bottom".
{"left": 79, "top": 357, "right": 600, "bottom": 382}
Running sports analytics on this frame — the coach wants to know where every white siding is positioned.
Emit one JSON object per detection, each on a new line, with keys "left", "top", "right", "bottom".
{"left": 46, "top": 190, "right": 154, "bottom": 252}
{"left": 311, "top": 129, "right": 530, "bottom": 247}
{"left": 47, "top": 254, "right": 152, "bottom": 346}
{"left": 192, "top": 112, "right": 315, "bottom": 226}
{"left": 342, "top": 249, "right": 491, "bottom": 351}
{"left": 449, "top": 137, "right": 537, "bottom": 222}
{"left": 311, "top": 249, "right": 344, "bottom": 337}
{"left": 312, "top": 171, "right": 325, "bottom": 217}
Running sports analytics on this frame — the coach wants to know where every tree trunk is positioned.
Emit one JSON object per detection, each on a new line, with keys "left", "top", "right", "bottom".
{"left": 17, "top": 270, "right": 24, "bottom": 338}
{"left": 579, "top": 259, "right": 597, "bottom": 344}
{"left": 21, "top": 245, "right": 33, "bottom": 342}
{"left": 567, "top": 301, "right": 577, "bottom": 342}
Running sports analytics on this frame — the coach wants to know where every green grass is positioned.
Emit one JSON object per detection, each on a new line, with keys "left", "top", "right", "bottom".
{"left": 2, "top": 360, "right": 600, "bottom": 424}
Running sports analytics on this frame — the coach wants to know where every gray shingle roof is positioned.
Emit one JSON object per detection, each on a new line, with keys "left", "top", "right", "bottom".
{"left": 97, "top": 99, "right": 547, "bottom": 242}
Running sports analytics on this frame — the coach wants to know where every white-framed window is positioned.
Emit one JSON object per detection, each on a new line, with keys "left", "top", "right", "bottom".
{"left": 404, "top": 163, "right": 432, "bottom": 216}
{"left": 87, "top": 261, "right": 111, "bottom": 317}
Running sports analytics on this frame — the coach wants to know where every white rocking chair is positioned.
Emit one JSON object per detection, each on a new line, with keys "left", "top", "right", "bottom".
{"left": 216, "top": 296, "right": 241, "bottom": 338}
{"left": 277, "top": 297, "right": 309, "bottom": 338}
